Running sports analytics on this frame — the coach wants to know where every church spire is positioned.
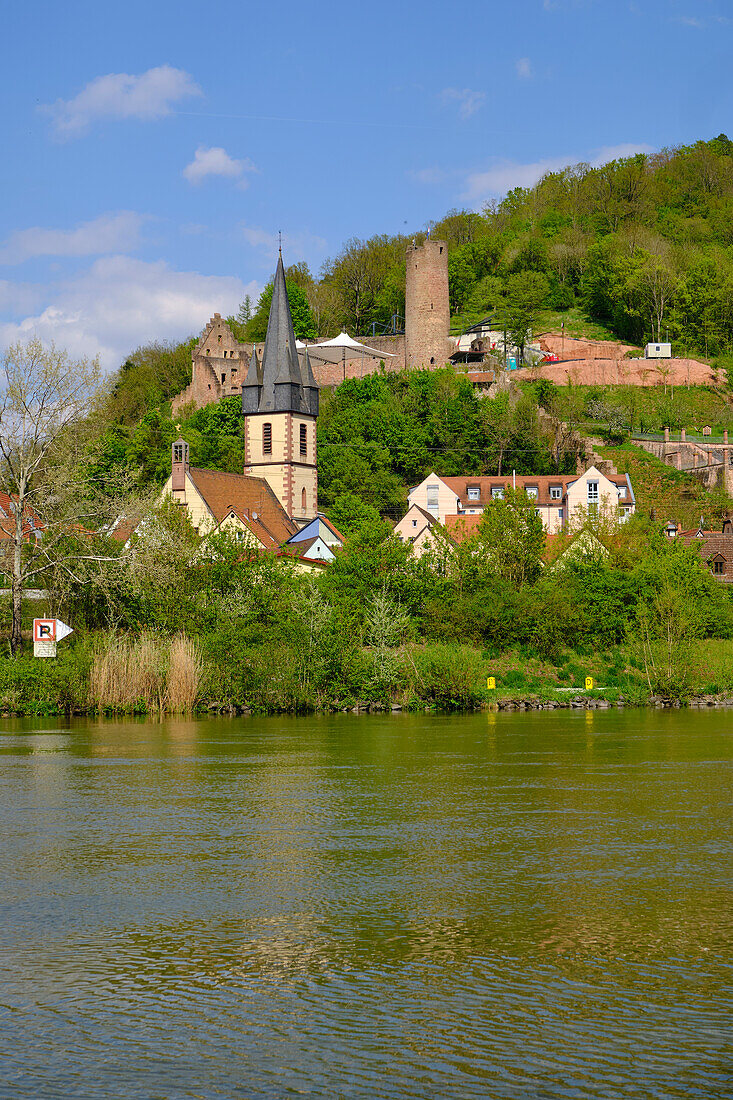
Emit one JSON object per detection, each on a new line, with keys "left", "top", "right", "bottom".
{"left": 256, "top": 252, "right": 304, "bottom": 413}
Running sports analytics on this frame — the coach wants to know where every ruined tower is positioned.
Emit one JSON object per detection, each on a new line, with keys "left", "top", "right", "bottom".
{"left": 405, "top": 238, "right": 451, "bottom": 369}
{"left": 241, "top": 252, "right": 319, "bottom": 524}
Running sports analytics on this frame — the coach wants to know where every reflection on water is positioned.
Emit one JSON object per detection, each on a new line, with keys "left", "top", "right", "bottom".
{"left": 0, "top": 711, "right": 731, "bottom": 1098}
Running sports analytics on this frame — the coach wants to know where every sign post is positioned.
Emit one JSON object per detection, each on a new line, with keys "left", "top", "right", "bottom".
{"left": 33, "top": 619, "right": 73, "bottom": 658}
{"left": 585, "top": 676, "right": 594, "bottom": 691}
{"left": 487, "top": 676, "right": 496, "bottom": 690}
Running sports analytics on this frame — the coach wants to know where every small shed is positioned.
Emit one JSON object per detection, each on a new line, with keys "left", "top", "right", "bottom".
{"left": 645, "top": 342, "right": 672, "bottom": 359}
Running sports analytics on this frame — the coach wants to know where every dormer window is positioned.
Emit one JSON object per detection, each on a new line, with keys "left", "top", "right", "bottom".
{"left": 491, "top": 487, "right": 504, "bottom": 500}
{"left": 467, "top": 486, "right": 480, "bottom": 501}
{"left": 550, "top": 486, "right": 562, "bottom": 500}
{"left": 526, "top": 487, "right": 538, "bottom": 499}
{"left": 618, "top": 485, "right": 626, "bottom": 498}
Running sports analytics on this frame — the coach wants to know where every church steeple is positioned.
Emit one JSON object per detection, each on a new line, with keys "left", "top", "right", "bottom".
{"left": 241, "top": 248, "right": 319, "bottom": 523}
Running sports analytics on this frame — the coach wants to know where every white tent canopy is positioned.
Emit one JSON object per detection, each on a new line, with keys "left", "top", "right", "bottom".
{"left": 299, "top": 331, "right": 394, "bottom": 360}
{"left": 296, "top": 331, "right": 394, "bottom": 381}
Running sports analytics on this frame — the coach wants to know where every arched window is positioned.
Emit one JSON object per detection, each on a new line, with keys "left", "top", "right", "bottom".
{"left": 300, "top": 424, "right": 307, "bottom": 456}
{"left": 301, "top": 488, "right": 307, "bottom": 512}
{"left": 263, "top": 423, "right": 272, "bottom": 455}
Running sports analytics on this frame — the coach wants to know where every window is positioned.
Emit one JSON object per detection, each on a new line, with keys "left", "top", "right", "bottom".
{"left": 439, "top": 246, "right": 443, "bottom": 254}
{"left": 587, "top": 480, "right": 599, "bottom": 504}
{"left": 426, "top": 484, "right": 439, "bottom": 512}
{"left": 173, "top": 442, "right": 185, "bottom": 465}
{"left": 526, "top": 487, "right": 538, "bottom": 499}
{"left": 300, "top": 424, "right": 307, "bottom": 456}
{"left": 263, "top": 423, "right": 272, "bottom": 455}
{"left": 558, "top": 508, "right": 564, "bottom": 520}
{"left": 618, "top": 485, "right": 626, "bottom": 499}
{"left": 713, "top": 560, "right": 725, "bottom": 575}
{"left": 550, "top": 486, "right": 561, "bottom": 500}
{"left": 467, "top": 487, "right": 480, "bottom": 501}
{"left": 301, "top": 488, "right": 307, "bottom": 511}
{"left": 412, "top": 519, "right": 417, "bottom": 528}
{"left": 218, "top": 334, "right": 222, "bottom": 344}
{"left": 221, "top": 374, "right": 226, "bottom": 384}
{"left": 491, "top": 487, "right": 504, "bottom": 500}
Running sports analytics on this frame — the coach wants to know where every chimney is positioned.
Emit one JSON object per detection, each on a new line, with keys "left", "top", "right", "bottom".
{"left": 171, "top": 437, "right": 189, "bottom": 499}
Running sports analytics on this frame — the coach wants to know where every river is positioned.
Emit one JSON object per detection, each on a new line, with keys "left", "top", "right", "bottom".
{"left": 0, "top": 711, "right": 730, "bottom": 1098}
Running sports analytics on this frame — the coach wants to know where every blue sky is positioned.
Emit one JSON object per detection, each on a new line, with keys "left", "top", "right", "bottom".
{"left": 1, "top": 0, "right": 731, "bottom": 368}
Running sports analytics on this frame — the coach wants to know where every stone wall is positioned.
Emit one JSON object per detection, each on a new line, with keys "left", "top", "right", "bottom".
{"left": 634, "top": 436, "right": 733, "bottom": 493}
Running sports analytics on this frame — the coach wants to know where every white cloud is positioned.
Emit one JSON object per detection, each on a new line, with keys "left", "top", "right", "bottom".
{"left": 516, "top": 57, "right": 533, "bottom": 79}
{"left": 43, "top": 65, "right": 201, "bottom": 138}
{"left": 183, "top": 146, "right": 257, "bottom": 186}
{"left": 463, "top": 142, "right": 654, "bottom": 203}
{"left": 0, "top": 257, "right": 259, "bottom": 370}
{"left": 0, "top": 212, "right": 146, "bottom": 265}
{"left": 675, "top": 14, "right": 705, "bottom": 27}
{"left": 440, "top": 87, "right": 485, "bottom": 120}
{"left": 240, "top": 225, "right": 327, "bottom": 263}
{"left": 409, "top": 167, "right": 449, "bottom": 186}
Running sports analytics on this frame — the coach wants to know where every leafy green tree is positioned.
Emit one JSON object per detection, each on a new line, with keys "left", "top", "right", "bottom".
{"left": 472, "top": 488, "right": 546, "bottom": 586}
{"left": 498, "top": 271, "right": 549, "bottom": 364}
{"left": 245, "top": 279, "right": 317, "bottom": 341}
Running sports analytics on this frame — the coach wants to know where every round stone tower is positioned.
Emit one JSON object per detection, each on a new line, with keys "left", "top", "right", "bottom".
{"left": 405, "top": 238, "right": 451, "bottom": 369}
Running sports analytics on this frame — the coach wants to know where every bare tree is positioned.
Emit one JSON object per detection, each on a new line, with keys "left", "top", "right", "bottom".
{"left": 0, "top": 338, "right": 130, "bottom": 653}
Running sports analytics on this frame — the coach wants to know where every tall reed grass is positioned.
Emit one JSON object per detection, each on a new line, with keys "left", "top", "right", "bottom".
{"left": 91, "top": 632, "right": 203, "bottom": 712}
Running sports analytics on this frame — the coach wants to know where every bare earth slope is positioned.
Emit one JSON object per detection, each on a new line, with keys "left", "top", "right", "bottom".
{"left": 523, "top": 333, "right": 718, "bottom": 387}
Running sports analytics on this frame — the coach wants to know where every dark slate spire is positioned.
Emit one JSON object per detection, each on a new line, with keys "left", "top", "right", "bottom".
{"left": 259, "top": 253, "right": 304, "bottom": 414}
{"left": 301, "top": 345, "right": 319, "bottom": 418}
{"left": 241, "top": 344, "right": 262, "bottom": 414}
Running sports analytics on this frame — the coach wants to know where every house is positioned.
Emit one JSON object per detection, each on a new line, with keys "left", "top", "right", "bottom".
{"left": 407, "top": 466, "right": 635, "bottom": 532}
{"left": 0, "top": 493, "right": 43, "bottom": 544}
{"left": 162, "top": 438, "right": 297, "bottom": 546}
{"left": 667, "top": 517, "right": 733, "bottom": 582}
{"left": 393, "top": 503, "right": 442, "bottom": 556}
{"left": 285, "top": 515, "right": 344, "bottom": 551}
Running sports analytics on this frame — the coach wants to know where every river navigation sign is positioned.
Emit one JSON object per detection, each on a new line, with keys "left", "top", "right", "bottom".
{"left": 33, "top": 618, "right": 73, "bottom": 658}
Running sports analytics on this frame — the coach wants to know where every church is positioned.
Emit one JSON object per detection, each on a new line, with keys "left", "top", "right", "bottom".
{"left": 158, "top": 252, "right": 333, "bottom": 558}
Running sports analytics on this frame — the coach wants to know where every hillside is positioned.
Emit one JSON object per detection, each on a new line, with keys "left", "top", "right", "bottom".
{"left": 90, "top": 135, "right": 733, "bottom": 527}
{"left": 290, "top": 135, "right": 733, "bottom": 368}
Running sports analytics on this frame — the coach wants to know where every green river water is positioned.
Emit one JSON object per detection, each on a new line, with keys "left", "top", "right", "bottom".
{"left": 0, "top": 710, "right": 731, "bottom": 1098}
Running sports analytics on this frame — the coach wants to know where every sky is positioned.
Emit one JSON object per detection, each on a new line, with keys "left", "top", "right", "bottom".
{"left": 1, "top": 0, "right": 732, "bottom": 370}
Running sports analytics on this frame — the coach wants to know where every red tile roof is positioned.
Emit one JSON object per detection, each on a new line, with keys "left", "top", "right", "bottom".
{"left": 187, "top": 468, "right": 297, "bottom": 545}
{"left": 0, "top": 493, "right": 43, "bottom": 542}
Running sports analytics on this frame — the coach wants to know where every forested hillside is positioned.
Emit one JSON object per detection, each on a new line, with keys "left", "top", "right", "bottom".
{"left": 283, "top": 134, "right": 733, "bottom": 362}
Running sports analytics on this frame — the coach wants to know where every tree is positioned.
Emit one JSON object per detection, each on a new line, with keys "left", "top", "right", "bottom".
{"left": 245, "top": 279, "right": 317, "bottom": 341}
{"left": 472, "top": 488, "right": 546, "bottom": 586}
{"left": 0, "top": 339, "right": 131, "bottom": 654}
{"left": 498, "top": 271, "right": 549, "bottom": 365}
{"left": 236, "top": 295, "right": 252, "bottom": 325}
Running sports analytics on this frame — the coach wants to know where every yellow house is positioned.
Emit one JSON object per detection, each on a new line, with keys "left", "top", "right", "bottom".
{"left": 407, "top": 466, "right": 635, "bottom": 531}
{"left": 161, "top": 439, "right": 298, "bottom": 547}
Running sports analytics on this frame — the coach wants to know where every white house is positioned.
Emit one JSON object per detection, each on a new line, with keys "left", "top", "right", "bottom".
{"left": 404, "top": 467, "right": 635, "bottom": 534}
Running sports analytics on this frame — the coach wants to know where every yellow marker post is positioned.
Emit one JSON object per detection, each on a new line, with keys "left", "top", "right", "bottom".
{"left": 487, "top": 676, "right": 496, "bottom": 690}
{"left": 585, "top": 676, "right": 594, "bottom": 691}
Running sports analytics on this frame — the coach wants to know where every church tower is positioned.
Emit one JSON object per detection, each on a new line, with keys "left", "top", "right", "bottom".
{"left": 242, "top": 252, "right": 319, "bottom": 524}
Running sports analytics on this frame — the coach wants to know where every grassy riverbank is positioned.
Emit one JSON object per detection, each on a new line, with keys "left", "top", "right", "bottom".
{"left": 2, "top": 636, "right": 732, "bottom": 717}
